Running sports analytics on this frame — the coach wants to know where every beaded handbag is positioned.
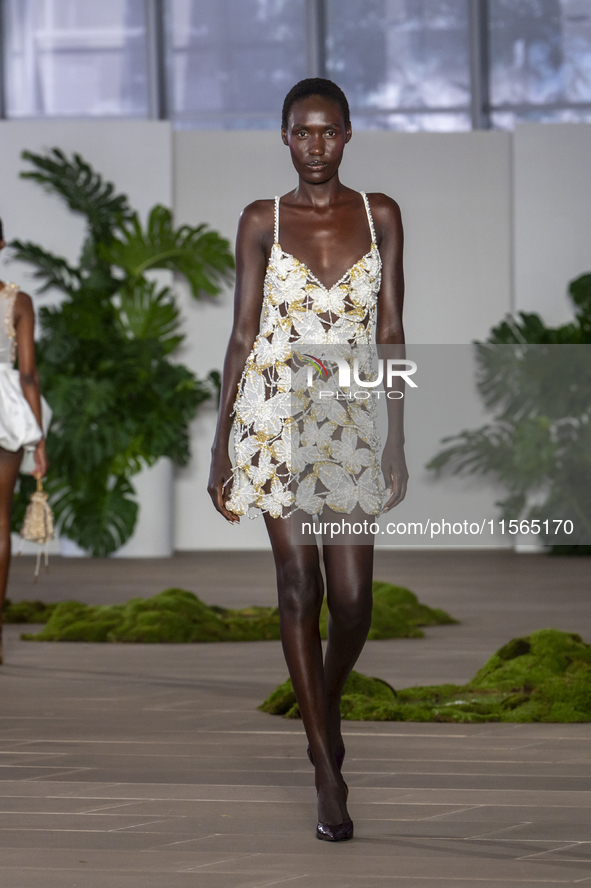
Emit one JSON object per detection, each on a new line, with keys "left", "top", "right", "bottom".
{"left": 19, "top": 477, "right": 54, "bottom": 581}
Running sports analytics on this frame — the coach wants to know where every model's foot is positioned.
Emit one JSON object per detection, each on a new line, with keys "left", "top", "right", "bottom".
{"left": 316, "top": 818, "right": 354, "bottom": 842}
{"left": 316, "top": 773, "right": 349, "bottom": 826}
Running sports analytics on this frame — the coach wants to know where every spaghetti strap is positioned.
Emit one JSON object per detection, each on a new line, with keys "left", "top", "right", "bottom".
{"left": 274, "top": 196, "right": 280, "bottom": 244}
{"left": 361, "top": 191, "right": 377, "bottom": 244}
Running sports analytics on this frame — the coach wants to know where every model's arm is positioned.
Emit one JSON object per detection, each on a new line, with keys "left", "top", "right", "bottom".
{"left": 208, "top": 201, "right": 271, "bottom": 523}
{"left": 14, "top": 291, "right": 49, "bottom": 477}
{"left": 372, "top": 194, "right": 408, "bottom": 510}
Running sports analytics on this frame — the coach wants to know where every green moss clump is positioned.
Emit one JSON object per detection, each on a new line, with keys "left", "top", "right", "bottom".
{"left": 21, "top": 589, "right": 283, "bottom": 643}
{"left": 2, "top": 599, "right": 57, "bottom": 624}
{"left": 261, "top": 629, "right": 591, "bottom": 723}
{"left": 18, "top": 582, "right": 456, "bottom": 644}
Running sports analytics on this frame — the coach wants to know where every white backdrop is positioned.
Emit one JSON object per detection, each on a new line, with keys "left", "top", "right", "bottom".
{"left": 3, "top": 120, "right": 590, "bottom": 552}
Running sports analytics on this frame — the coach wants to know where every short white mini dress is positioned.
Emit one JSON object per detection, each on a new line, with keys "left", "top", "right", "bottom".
{"left": 0, "top": 282, "right": 51, "bottom": 459}
{"left": 227, "top": 193, "right": 385, "bottom": 519}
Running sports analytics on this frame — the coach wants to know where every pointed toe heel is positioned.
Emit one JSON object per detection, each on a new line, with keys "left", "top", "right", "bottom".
{"left": 316, "top": 819, "right": 354, "bottom": 842}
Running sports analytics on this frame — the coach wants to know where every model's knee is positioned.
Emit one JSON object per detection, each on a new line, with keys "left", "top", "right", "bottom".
{"left": 277, "top": 561, "right": 323, "bottom": 619}
{"left": 329, "top": 586, "right": 372, "bottom": 629}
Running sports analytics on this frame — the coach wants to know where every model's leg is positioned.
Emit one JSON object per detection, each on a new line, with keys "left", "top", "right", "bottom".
{"left": 0, "top": 447, "right": 24, "bottom": 663}
{"left": 264, "top": 513, "right": 349, "bottom": 827}
{"left": 322, "top": 541, "right": 374, "bottom": 756}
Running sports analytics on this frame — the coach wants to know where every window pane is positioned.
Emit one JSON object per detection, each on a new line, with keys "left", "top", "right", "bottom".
{"left": 326, "top": 0, "right": 470, "bottom": 123}
{"left": 489, "top": 0, "right": 591, "bottom": 107}
{"left": 352, "top": 111, "right": 471, "bottom": 131}
{"left": 168, "top": 0, "right": 307, "bottom": 129}
{"left": 492, "top": 107, "right": 591, "bottom": 128}
{"left": 3, "top": 0, "right": 148, "bottom": 117}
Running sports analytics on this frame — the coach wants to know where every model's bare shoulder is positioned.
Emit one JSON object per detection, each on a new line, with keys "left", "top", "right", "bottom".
{"left": 366, "top": 192, "right": 401, "bottom": 221}
{"left": 240, "top": 199, "right": 275, "bottom": 232}
{"left": 366, "top": 193, "right": 402, "bottom": 244}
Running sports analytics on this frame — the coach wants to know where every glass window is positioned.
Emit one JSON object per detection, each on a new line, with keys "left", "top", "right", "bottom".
{"left": 326, "top": 0, "right": 471, "bottom": 131}
{"left": 3, "top": 0, "right": 149, "bottom": 117}
{"left": 489, "top": 0, "right": 591, "bottom": 121}
{"left": 167, "top": 0, "right": 308, "bottom": 129}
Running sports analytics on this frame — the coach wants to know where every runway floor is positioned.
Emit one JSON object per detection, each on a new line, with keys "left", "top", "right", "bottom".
{"left": 1, "top": 550, "right": 590, "bottom": 887}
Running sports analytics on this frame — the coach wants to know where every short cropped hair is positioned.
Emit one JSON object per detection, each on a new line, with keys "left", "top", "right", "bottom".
{"left": 282, "top": 78, "right": 350, "bottom": 130}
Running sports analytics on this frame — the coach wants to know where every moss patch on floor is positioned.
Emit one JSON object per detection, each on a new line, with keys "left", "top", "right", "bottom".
{"left": 260, "top": 629, "right": 591, "bottom": 723}
{"left": 20, "top": 589, "right": 282, "bottom": 643}
{"left": 2, "top": 599, "right": 57, "bottom": 624}
{"left": 16, "top": 583, "right": 456, "bottom": 643}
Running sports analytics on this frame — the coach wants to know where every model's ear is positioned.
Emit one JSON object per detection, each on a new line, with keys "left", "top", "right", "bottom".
{"left": 281, "top": 127, "right": 289, "bottom": 146}
{"left": 345, "top": 123, "right": 352, "bottom": 144}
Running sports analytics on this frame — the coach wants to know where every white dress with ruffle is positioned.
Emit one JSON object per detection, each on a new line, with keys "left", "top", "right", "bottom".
{"left": 0, "top": 282, "right": 51, "bottom": 463}
{"left": 227, "top": 193, "right": 385, "bottom": 519}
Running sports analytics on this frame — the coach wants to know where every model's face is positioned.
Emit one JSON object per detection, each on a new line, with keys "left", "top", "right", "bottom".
{"left": 282, "top": 95, "right": 351, "bottom": 183}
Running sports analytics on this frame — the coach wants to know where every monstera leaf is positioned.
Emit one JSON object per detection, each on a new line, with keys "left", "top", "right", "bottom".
{"left": 115, "top": 279, "right": 183, "bottom": 355}
{"left": 20, "top": 149, "right": 132, "bottom": 239}
{"left": 102, "top": 205, "right": 234, "bottom": 298}
{"left": 49, "top": 473, "right": 138, "bottom": 557}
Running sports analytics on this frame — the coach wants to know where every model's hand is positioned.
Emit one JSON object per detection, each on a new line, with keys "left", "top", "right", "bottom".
{"left": 208, "top": 451, "right": 240, "bottom": 524}
{"left": 33, "top": 438, "right": 49, "bottom": 479}
{"left": 381, "top": 440, "right": 408, "bottom": 512}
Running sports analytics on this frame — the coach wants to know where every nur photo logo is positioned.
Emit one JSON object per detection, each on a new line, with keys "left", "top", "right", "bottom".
{"left": 302, "top": 352, "right": 418, "bottom": 397}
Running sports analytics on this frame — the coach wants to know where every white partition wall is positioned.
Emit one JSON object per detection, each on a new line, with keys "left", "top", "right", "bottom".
{"left": 513, "top": 123, "right": 591, "bottom": 326}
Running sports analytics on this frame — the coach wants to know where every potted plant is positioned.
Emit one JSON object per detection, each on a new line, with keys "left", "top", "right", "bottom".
{"left": 10, "top": 149, "right": 233, "bottom": 556}
{"left": 428, "top": 273, "right": 591, "bottom": 554}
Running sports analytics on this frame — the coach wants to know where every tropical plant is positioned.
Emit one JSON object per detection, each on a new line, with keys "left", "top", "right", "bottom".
{"left": 428, "top": 273, "right": 591, "bottom": 554}
{"left": 10, "top": 149, "right": 234, "bottom": 556}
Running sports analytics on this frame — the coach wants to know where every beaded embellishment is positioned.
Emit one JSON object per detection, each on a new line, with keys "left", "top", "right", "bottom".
{"left": 1, "top": 282, "right": 19, "bottom": 363}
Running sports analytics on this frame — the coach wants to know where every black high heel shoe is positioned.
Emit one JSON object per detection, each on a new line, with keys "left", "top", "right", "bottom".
{"left": 316, "top": 819, "right": 354, "bottom": 842}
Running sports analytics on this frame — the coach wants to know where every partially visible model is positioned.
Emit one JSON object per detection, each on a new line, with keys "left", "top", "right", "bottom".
{"left": 0, "top": 220, "right": 50, "bottom": 663}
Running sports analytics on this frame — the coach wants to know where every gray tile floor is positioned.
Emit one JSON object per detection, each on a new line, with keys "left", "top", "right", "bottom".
{"left": 1, "top": 550, "right": 590, "bottom": 886}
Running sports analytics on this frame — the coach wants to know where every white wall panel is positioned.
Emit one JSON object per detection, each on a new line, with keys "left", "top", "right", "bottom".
{"left": 513, "top": 123, "right": 591, "bottom": 327}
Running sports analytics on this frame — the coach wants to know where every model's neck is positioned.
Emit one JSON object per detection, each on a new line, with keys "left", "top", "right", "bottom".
{"left": 292, "top": 173, "right": 346, "bottom": 207}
